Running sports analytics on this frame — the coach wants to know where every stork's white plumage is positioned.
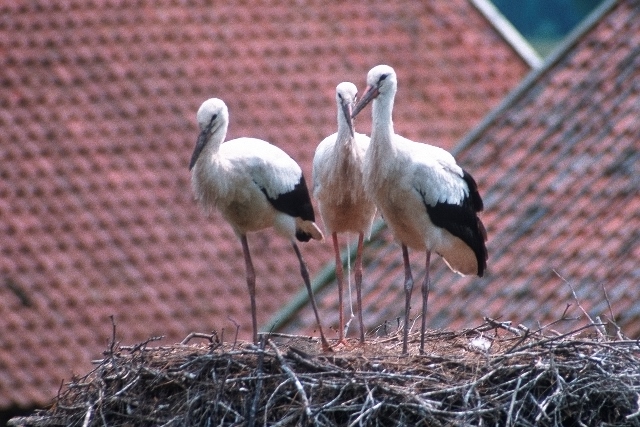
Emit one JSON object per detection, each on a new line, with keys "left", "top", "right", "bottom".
{"left": 189, "top": 98, "right": 329, "bottom": 349}
{"left": 312, "top": 82, "right": 376, "bottom": 345}
{"left": 352, "top": 65, "right": 488, "bottom": 354}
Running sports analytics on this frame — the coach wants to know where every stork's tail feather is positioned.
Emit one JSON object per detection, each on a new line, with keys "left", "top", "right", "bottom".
{"left": 476, "top": 217, "right": 489, "bottom": 276}
{"left": 295, "top": 219, "right": 324, "bottom": 242}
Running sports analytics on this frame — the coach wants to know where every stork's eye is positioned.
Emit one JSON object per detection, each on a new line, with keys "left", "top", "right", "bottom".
{"left": 379, "top": 74, "right": 388, "bottom": 82}
{"left": 206, "top": 114, "right": 217, "bottom": 130}
{"left": 338, "top": 93, "right": 343, "bottom": 100}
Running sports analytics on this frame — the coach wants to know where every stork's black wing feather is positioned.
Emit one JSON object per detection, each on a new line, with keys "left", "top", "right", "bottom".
{"left": 462, "top": 169, "right": 484, "bottom": 212}
{"left": 419, "top": 168, "right": 488, "bottom": 276}
{"left": 425, "top": 200, "right": 488, "bottom": 276}
{"left": 259, "top": 174, "right": 316, "bottom": 222}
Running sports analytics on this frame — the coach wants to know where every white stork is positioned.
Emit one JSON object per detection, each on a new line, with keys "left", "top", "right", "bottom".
{"left": 312, "top": 82, "right": 376, "bottom": 345}
{"left": 351, "top": 65, "right": 488, "bottom": 354}
{"left": 189, "top": 98, "right": 330, "bottom": 350}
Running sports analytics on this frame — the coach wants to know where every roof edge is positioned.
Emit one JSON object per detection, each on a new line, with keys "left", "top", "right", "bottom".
{"left": 454, "top": 0, "right": 619, "bottom": 156}
{"left": 469, "top": 0, "right": 543, "bottom": 69}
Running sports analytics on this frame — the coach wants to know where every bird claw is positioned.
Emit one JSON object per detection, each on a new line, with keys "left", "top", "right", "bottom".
{"left": 330, "top": 338, "right": 350, "bottom": 351}
{"left": 321, "top": 338, "right": 334, "bottom": 353}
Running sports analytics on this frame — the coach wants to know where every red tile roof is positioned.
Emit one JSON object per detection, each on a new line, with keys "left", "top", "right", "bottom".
{"left": 0, "top": 0, "right": 532, "bottom": 409}
{"left": 287, "top": 0, "right": 640, "bottom": 343}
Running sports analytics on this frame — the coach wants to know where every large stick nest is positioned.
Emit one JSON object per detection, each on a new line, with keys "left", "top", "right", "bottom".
{"left": 10, "top": 319, "right": 640, "bottom": 426}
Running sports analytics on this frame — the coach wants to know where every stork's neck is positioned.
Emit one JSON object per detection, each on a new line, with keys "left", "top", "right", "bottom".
{"left": 363, "top": 91, "right": 397, "bottom": 195}
{"left": 336, "top": 111, "right": 354, "bottom": 153}
{"left": 204, "top": 121, "right": 229, "bottom": 155}
{"left": 370, "top": 92, "right": 396, "bottom": 153}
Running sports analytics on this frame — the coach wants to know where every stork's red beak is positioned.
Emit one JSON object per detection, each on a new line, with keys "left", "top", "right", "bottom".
{"left": 189, "top": 114, "right": 218, "bottom": 170}
{"left": 341, "top": 100, "right": 355, "bottom": 138}
{"left": 189, "top": 129, "right": 209, "bottom": 170}
{"left": 351, "top": 84, "right": 379, "bottom": 118}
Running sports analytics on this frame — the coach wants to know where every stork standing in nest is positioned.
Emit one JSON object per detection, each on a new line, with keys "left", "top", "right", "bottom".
{"left": 351, "top": 65, "right": 488, "bottom": 354}
{"left": 189, "top": 98, "right": 330, "bottom": 350}
{"left": 313, "top": 82, "right": 376, "bottom": 345}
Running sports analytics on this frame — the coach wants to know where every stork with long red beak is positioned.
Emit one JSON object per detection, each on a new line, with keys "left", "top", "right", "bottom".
{"left": 352, "top": 65, "right": 488, "bottom": 354}
{"left": 190, "top": 98, "right": 330, "bottom": 350}
{"left": 313, "top": 82, "right": 376, "bottom": 345}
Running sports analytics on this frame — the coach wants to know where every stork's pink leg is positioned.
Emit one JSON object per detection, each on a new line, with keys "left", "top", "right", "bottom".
{"left": 355, "top": 233, "right": 365, "bottom": 343}
{"left": 292, "top": 242, "right": 332, "bottom": 352}
{"left": 240, "top": 235, "right": 258, "bottom": 344}
{"left": 401, "top": 244, "right": 414, "bottom": 354}
{"left": 332, "top": 232, "right": 347, "bottom": 344}
{"left": 420, "top": 251, "right": 431, "bottom": 354}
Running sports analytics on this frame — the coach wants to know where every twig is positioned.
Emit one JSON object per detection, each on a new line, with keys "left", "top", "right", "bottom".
{"left": 180, "top": 332, "right": 219, "bottom": 345}
{"left": 258, "top": 332, "right": 315, "bottom": 340}
{"left": 602, "top": 284, "right": 626, "bottom": 340}
{"left": 626, "top": 394, "right": 640, "bottom": 420}
{"left": 554, "top": 269, "right": 605, "bottom": 339}
{"left": 228, "top": 316, "right": 241, "bottom": 350}
{"left": 484, "top": 317, "right": 522, "bottom": 336}
{"left": 317, "top": 380, "right": 354, "bottom": 412}
{"left": 81, "top": 403, "right": 93, "bottom": 427}
{"left": 504, "top": 328, "right": 531, "bottom": 354}
{"left": 506, "top": 375, "right": 522, "bottom": 427}
{"left": 268, "top": 339, "right": 313, "bottom": 420}
{"left": 108, "top": 315, "right": 117, "bottom": 356}
{"left": 247, "top": 336, "right": 266, "bottom": 427}
{"left": 502, "top": 323, "right": 605, "bottom": 357}
{"left": 113, "top": 374, "right": 141, "bottom": 397}
{"left": 128, "top": 336, "right": 165, "bottom": 353}
{"left": 264, "top": 378, "right": 292, "bottom": 427}
{"left": 348, "top": 402, "right": 382, "bottom": 427}
{"left": 216, "top": 401, "right": 243, "bottom": 422}
{"left": 56, "top": 379, "right": 65, "bottom": 402}
{"left": 523, "top": 304, "right": 580, "bottom": 338}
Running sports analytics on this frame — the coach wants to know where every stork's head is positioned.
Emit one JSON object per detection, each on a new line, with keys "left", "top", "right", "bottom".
{"left": 351, "top": 65, "right": 397, "bottom": 118}
{"left": 189, "top": 98, "right": 229, "bottom": 170}
{"left": 335, "top": 82, "right": 358, "bottom": 137}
